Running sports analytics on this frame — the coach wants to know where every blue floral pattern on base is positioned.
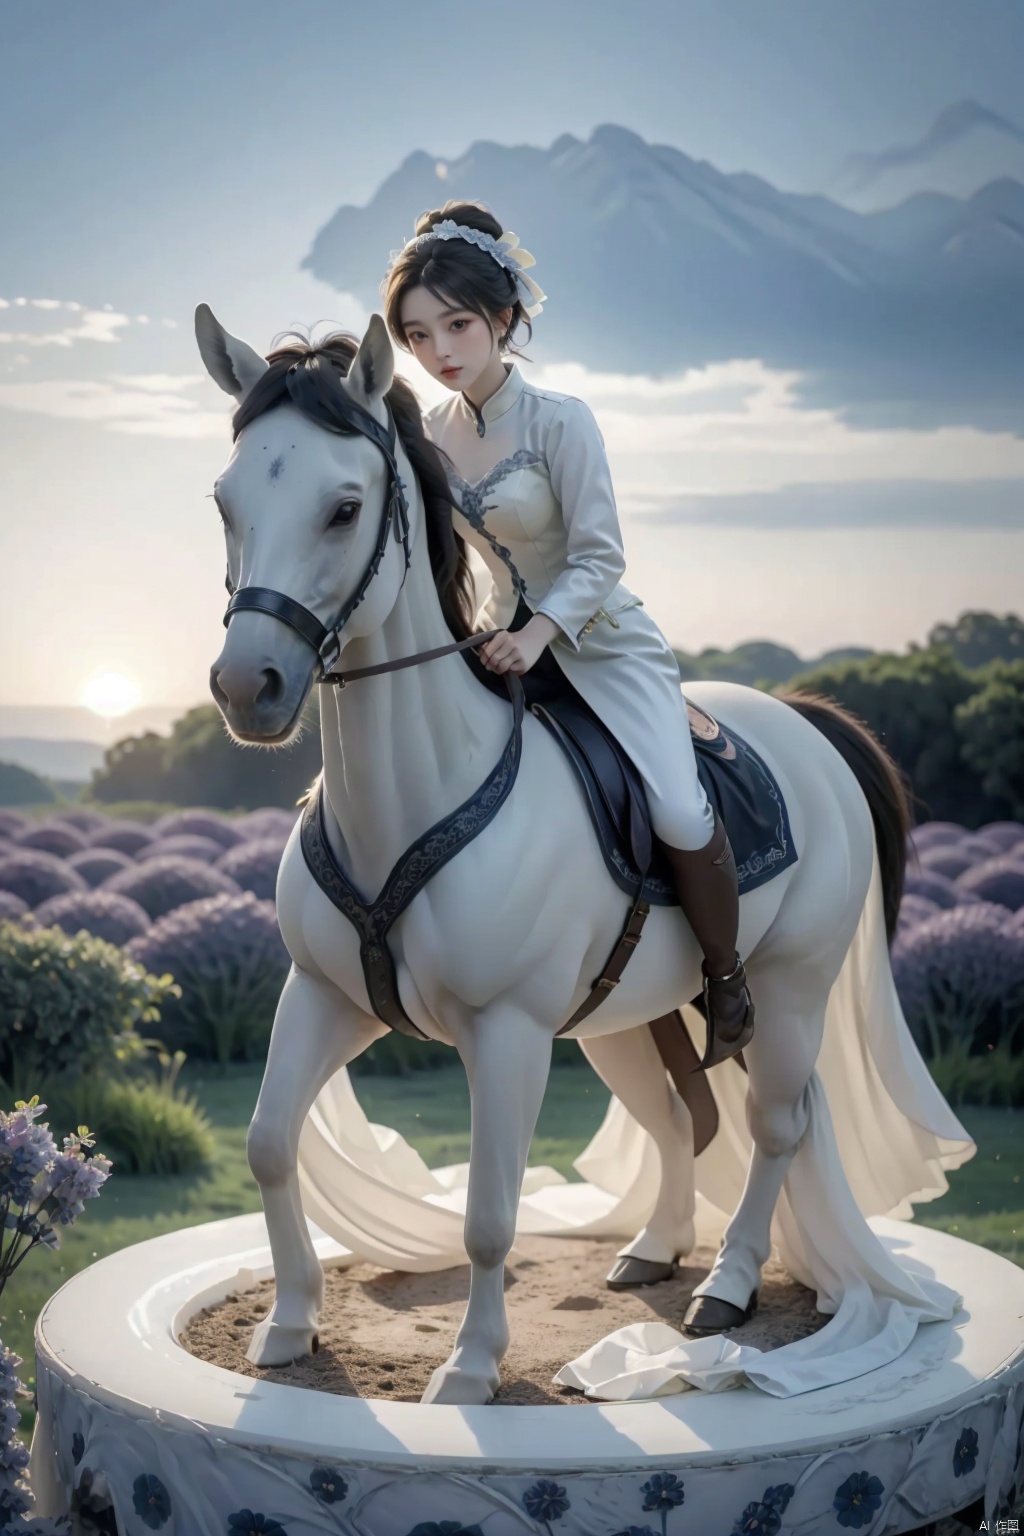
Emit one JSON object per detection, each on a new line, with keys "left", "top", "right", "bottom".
{"left": 732, "top": 1483, "right": 795, "bottom": 1535}
{"left": 522, "top": 1479, "right": 570, "bottom": 1523}
{"left": 309, "top": 1466, "right": 347, "bottom": 1504}
{"left": 833, "top": 1471, "right": 884, "bottom": 1529}
{"left": 227, "top": 1513, "right": 288, "bottom": 1536}
{"left": 133, "top": 1472, "right": 172, "bottom": 1528}
{"left": 953, "top": 1425, "right": 979, "bottom": 1477}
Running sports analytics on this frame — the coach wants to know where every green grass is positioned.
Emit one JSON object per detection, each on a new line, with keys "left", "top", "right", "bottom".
{"left": 1, "top": 1061, "right": 1019, "bottom": 1440}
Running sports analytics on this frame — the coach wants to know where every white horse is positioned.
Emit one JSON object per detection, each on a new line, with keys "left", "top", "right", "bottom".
{"left": 197, "top": 306, "right": 963, "bottom": 1406}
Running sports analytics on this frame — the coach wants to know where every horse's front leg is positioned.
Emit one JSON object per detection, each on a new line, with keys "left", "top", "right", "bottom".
{"left": 245, "top": 965, "right": 384, "bottom": 1366}
{"left": 422, "top": 1006, "right": 552, "bottom": 1406}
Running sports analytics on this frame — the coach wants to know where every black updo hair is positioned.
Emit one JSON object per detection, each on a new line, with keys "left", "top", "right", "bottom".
{"left": 383, "top": 200, "right": 533, "bottom": 357}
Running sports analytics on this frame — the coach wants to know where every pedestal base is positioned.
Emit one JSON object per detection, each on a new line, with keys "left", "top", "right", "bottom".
{"left": 31, "top": 1214, "right": 1024, "bottom": 1533}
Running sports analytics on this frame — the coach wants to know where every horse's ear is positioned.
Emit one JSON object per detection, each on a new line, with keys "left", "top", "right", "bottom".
{"left": 344, "top": 314, "right": 394, "bottom": 408}
{"left": 194, "top": 303, "right": 269, "bottom": 399}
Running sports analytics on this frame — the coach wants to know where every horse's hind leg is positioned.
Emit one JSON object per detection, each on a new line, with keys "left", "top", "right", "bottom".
{"left": 683, "top": 961, "right": 828, "bottom": 1332}
{"left": 245, "top": 965, "right": 384, "bottom": 1366}
{"left": 581, "top": 1022, "right": 696, "bottom": 1287}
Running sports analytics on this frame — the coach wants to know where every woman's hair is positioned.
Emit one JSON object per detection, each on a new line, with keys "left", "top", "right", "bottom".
{"left": 383, "top": 200, "right": 532, "bottom": 356}
{"left": 232, "top": 333, "right": 477, "bottom": 640}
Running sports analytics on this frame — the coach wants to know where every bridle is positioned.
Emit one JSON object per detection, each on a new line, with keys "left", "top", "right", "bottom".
{"left": 222, "top": 396, "right": 421, "bottom": 678}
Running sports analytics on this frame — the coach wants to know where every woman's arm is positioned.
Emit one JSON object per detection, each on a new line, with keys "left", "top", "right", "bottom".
{"left": 533, "top": 397, "right": 627, "bottom": 653}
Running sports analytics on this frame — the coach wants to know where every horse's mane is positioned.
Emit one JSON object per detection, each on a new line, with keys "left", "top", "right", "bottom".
{"left": 232, "top": 334, "right": 477, "bottom": 642}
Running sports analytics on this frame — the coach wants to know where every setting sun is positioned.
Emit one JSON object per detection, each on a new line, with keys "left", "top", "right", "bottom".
{"left": 80, "top": 671, "right": 141, "bottom": 718}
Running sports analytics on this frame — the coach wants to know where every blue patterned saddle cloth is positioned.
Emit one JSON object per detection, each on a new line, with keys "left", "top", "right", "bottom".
{"left": 531, "top": 696, "right": 797, "bottom": 905}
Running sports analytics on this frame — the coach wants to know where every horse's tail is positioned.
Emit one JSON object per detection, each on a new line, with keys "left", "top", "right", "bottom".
{"left": 778, "top": 690, "right": 912, "bottom": 945}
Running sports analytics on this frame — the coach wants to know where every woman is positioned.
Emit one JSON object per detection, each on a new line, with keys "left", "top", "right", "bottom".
{"left": 382, "top": 200, "right": 753, "bottom": 1067}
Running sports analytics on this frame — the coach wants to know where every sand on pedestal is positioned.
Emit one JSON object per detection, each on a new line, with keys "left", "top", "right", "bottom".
{"left": 181, "top": 1235, "right": 825, "bottom": 1404}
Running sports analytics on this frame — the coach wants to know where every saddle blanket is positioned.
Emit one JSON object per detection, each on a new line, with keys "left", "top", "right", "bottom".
{"left": 531, "top": 696, "right": 798, "bottom": 906}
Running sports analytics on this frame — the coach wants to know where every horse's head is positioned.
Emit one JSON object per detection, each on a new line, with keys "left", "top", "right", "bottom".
{"left": 196, "top": 305, "right": 414, "bottom": 744}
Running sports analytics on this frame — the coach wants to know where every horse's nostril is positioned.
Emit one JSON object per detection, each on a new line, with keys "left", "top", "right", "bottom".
{"left": 256, "top": 668, "right": 286, "bottom": 708}
{"left": 210, "top": 666, "right": 230, "bottom": 710}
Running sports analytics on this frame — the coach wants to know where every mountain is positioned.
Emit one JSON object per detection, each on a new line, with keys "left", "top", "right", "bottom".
{"left": 0, "top": 737, "right": 105, "bottom": 782}
{"left": 0, "top": 704, "right": 183, "bottom": 743}
{"left": 303, "top": 124, "right": 1023, "bottom": 423}
{"left": 836, "top": 101, "right": 1024, "bottom": 209}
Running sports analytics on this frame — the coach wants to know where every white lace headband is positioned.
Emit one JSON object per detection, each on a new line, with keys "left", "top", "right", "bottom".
{"left": 388, "top": 219, "right": 547, "bottom": 319}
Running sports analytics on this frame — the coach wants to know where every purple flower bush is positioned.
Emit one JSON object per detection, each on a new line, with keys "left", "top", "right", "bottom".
{"left": 13, "top": 823, "right": 88, "bottom": 859}
{"left": 903, "top": 870, "right": 978, "bottom": 910}
{"left": 236, "top": 808, "right": 299, "bottom": 840}
{"left": 980, "top": 821, "right": 1024, "bottom": 853}
{"left": 103, "top": 855, "right": 241, "bottom": 921}
{"left": 32, "top": 891, "right": 152, "bottom": 948}
{"left": 66, "top": 848, "right": 133, "bottom": 888}
{"left": 153, "top": 811, "right": 244, "bottom": 850}
{"left": 892, "top": 904, "right": 1024, "bottom": 1057}
{"left": 126, "top": 892, "right": 289, "bottom": 1066}
{"left": 216, "top": 837, "right": 288, "bottom": 901}
{"left": 958, "top": 832, "right": 1005, "bottom": 861}
{"left": 51, "top": 809, "right": 107, "bottom": 834}
{"left": 919, "top": 847, "right": 974, "bottom": 881}
{"left": 1, "top": 1099, "right": 111, "bottom": 1533}
{"left": 0, "top": 813, "right": 25, "bottom": 839}
{"left": 86, "top": 820, "right": 155, "bottom": 857}
{"left": 0, "top": 851, "right": 87, "bottom": 909}
{"left": 896, "top": 894, "right": 941, "bottom": 932}
{"left": 138, "top": 834, "right": 226, "bottom": 865}
{"left": 908, "top": 822, "right": 964, "bottom": 851}
{"left": 956, "top": 855, "right": 1024, "bottom": 911}
{"left": 0, "top": 893, "right": 28, "bottom": 924}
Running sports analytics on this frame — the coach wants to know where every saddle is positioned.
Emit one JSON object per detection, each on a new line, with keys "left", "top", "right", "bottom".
{"left": 531, "top": 695, "right": 797, "bottom": 908}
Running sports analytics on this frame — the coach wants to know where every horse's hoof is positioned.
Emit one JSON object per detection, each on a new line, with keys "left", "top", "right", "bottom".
{"left": 245, "top": 1318, "right": 319, "bottom": 1366}
{"left": 681, "top": 1288, "right": 758, "bottom": 1337}
{"left": 421, "top": 1359, "right": 498, "bottom": 1406}
{"left": 605, "top": 1256, "right": 677, "bottom": 1290}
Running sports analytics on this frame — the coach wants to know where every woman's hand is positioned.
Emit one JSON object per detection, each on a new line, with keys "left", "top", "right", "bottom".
{"left": 479, "top": 614, "right": 561, "bottom": 674}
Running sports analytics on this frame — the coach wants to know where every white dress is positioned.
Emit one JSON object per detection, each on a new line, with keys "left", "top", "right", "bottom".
{"left": 424, "top": 364, "right": 715, "bottom": 851}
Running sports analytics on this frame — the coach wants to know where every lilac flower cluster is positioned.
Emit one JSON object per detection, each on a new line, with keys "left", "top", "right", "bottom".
{"left": 1, "top": 1099, "right": 109, "bottom": 1533}
{"left": 153, "top": 811, "right": 245, "bottom": 849}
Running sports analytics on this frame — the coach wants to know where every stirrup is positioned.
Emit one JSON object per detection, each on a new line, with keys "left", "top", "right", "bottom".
{"left": 694, "top": 957, "right": 754, "bottom": 1072}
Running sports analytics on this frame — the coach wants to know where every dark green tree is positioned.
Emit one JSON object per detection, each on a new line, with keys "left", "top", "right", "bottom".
{"left": 927, "top": 611, "right": 1024, "bottom": 670}
{"left": 955, "top": 661, "right": 1024, "bottom": 820}
{"left": 90, "top": 700, "right": 321, "bottom": 810}
{"left": 782, "top": 647, "right": 988, "bottom": 824}
{"left": 0, "top": 759, "right": 56, "bottom": 806}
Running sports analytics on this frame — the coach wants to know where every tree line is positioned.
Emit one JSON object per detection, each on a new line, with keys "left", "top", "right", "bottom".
{"left": 80, "top": 609, "right": 1024, "bottom": 821}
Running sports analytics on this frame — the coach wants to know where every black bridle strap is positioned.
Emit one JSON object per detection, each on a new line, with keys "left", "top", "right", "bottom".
{"left": 222, "top": 399, "right": 411, "bottom": 677}
{"left": 225, "top": 587, "right": 332, "bottom": 658}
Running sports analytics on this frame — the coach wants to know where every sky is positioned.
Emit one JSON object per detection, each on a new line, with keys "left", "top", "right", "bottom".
{"left": 2, "top": 0, "right": 1022, "bottom": 714}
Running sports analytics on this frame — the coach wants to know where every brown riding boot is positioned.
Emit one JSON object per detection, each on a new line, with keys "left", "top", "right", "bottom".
{"left": 661, "top": 811, "right": 754, "bottom": 1071}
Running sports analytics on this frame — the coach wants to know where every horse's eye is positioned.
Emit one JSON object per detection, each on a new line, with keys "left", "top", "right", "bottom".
{"left": 328, "top": 499, "right": 361, "bottom": 528}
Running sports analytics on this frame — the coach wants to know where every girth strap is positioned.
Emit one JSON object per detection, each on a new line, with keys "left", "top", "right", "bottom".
{"left": 300, "top": 672, "right": 525, "bottom": 1037}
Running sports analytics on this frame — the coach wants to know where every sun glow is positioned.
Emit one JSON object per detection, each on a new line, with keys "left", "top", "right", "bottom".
{"left": 80, "top": 671, "right": 141, "bottom": 718}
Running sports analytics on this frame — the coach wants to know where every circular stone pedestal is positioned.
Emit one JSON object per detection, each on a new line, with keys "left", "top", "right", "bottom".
{"left": 30, "top": 1214, "right": 1024, "bottom": 1535}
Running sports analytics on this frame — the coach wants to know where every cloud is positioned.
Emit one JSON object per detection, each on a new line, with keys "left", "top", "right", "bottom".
{"left": 520, "top": 358, "right": 1024, "bottom": 503}
{"left": 0, "top": 306, "right": 131, "bottom": 348}
{"left": 0, "top": 377, "right": 229, "bottom": 438}
{"left": 634, "top": 477, "right": 1024, "bottom": 529}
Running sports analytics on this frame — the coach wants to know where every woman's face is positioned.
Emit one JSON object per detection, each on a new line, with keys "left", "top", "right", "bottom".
{"left": 399, "top": 284, "right": 510, "bottom": 393}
